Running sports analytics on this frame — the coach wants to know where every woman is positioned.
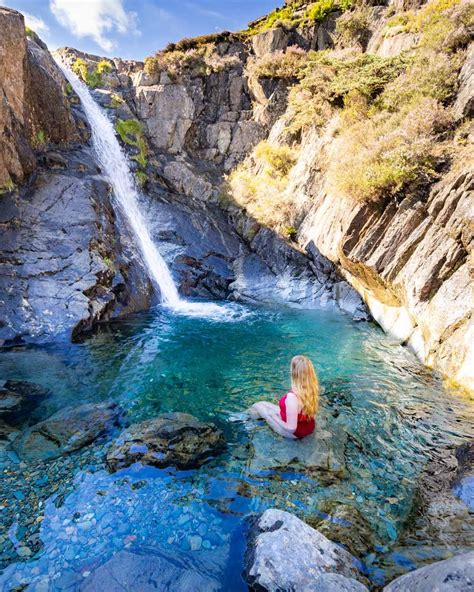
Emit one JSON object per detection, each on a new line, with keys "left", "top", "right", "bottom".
{"left": 249, "top": 355, "right": 319, "bottom": 439}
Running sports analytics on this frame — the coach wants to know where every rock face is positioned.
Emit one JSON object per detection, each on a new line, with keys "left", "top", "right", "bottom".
{"left": 81, "top": 549, "right": 220, "bottom": 592}
{"left": 383, "top": 551, "right": 474, "bottom": 592}
{"left": 0, "top": 148, "right": 153, "bottom": 344}
{"left": 245, "top": 509, "right": 367, "bottom": 591}
{"left": 0, "top": 8, "right": 77, "bottom": 190}
{"left": 107, "top": 412, "right": 225, "bottom": 471}
{"left": 13, "top": 402, "right": 121, "bottom": 461}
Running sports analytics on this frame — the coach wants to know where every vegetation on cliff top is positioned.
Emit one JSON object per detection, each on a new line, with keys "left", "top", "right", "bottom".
{"left": 144, "top": 44, "right": 240, "bottom": 78}
{"left": 231, "top": 0, "right": 472, "bottom": 225}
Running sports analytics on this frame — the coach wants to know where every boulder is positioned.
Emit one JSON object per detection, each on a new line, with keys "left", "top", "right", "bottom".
{"left": 81, "top": 549, "right": 220, "bottom": 592}
{"left": 304, "top": 573, "right": 369, "bottom": 591}
{"left": 107, "top": 412, "right": 225, "bottom": 471}
{"left": 252, "top": 27, "right": 290, "bottom": 58}
{"left": 0, "top": 380, "right": 49, "bottom": 424}
{"left": 13, "top": 402, "right": 121, "bottom": 462}
{"left": 247, "top": 416, "right": 347, "bottom": 476}
{"left": 383, "top": 551, "right": 474, "bottom": 591}
{"left": 245, "top": 509, "right": 366, "bottom": 591}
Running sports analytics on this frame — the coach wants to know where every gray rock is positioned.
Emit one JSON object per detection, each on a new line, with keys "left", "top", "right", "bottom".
{"left": 135, "top": 84, "right": 194, "bottom": 153}
{"left": 304, "top": 573, "right": 369, "bottom": 591}
{"left": 252, "top": 27, "right": 290, "bottom": 57}
{"left": 454, "top": 43, "right": 474, "bottom": 121}
{"left": 383, "top": 551, "right": 474, "bottom": 591}
{"left": 13, "top": 402, "right": 121, "bottom": 461}
{"left": 0, "top": 380, "right": 48, "bottom": 423}
{"left": 107, "top": 412, "right": 225, "bottom": 471}
{"left": 81, "top": 549, "right": 220, "bottom": 592}
{"left": 245, "top": 509, "right": 365, "bottom": 591}
{"left": 247, "top": 416, "right": 347, "bottom": 476}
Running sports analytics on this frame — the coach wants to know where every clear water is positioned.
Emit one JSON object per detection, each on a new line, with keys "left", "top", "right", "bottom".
{"left": 1, "top": 304, "right": 473, "bottom": 590}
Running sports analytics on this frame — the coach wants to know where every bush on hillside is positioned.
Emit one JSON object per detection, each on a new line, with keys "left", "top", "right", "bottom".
{"left": 246, "top": 46, "right": 307, "bottom": 79}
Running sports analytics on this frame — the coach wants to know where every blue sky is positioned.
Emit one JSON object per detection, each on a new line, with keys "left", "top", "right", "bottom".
{"left": 2, "top": 0, "right": 279, "bottom": 60}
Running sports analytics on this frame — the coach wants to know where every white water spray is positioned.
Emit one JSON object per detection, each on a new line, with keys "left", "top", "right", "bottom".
{"left": 57, "top": 62, "right": 239, "bottom": 320}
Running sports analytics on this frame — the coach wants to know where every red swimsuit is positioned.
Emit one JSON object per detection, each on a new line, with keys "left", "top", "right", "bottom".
{"left": 279, "top": 392, "right": 315, "bottom": 439}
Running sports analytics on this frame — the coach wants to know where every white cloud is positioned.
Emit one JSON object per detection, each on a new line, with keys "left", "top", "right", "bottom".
{"left": 22, "top": 11, "right": 50, "bottom": 35}
{"left": 49, "top": 0, "right": 138, "bottom": 53}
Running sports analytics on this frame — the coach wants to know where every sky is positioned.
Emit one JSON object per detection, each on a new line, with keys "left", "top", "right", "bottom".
{"left": 2, "top": 0, "right": 280, "bottom": 60}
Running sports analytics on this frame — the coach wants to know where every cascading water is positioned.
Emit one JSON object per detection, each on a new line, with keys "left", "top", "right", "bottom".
{"left": 57, "top": 61, "right": 237, "bottom": 320}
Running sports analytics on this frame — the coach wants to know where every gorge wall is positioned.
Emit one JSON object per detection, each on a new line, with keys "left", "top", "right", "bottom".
{"left": 1, "top": 1, "right": 473, "bottom": 393}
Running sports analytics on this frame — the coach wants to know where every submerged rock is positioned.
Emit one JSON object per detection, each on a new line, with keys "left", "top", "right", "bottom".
{"left": 107, "top": 412, "right": 225, "bottom": 471}
{"left": 81, "top": 549, "right": 220, "bottom": 591}
{"left": 383, "top": 551, "right": 474, "bottom": 591}
{"left": 247, "top": 416, "right": 347, "bottom": 476}
{"left": 0, "top": 380, "right": 49, "bottom": 424}
{"left": 306, "top": 502, "right": 378, "bottom": 559}
{"left": 13, "top": 402, "right": 120, "bottom": 462}
{"left": 245, "top": 509, "right": 367, "bottom": 591}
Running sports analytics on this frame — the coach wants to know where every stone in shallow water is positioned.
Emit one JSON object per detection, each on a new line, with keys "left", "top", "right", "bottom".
{"left": 0, "top": 380, "right": 49, "bottom": 424}
{"left": 246, "top": 416, "right": 347, "bottom": 476}
{"left": 13, "top": 402, "right": 120, "bottom": 462}
{"left": 81, "top": 549, "right": 220, "bottom": 592}
{"left": 245, "top": 508, "right": 366, "bottom": 591}
{"left": 383, "top": 551, "right": 474, "bottom": 591}
{"left": 106, "top": 412, "right": 225, "bottom": 471}
{"left": 304, "top": 573, "right": 369, "bottom": 591}
{"left": 306, "top": 502, "right": 378, "bottom": 559}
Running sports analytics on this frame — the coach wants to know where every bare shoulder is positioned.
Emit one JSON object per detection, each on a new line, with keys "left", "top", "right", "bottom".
{"left": 286, "top": 391, "right": 298, "bottom": 405}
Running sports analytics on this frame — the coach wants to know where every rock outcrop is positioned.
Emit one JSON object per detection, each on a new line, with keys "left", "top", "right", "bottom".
{"left": 106, "top": 412, "right": 225, "bottom": 471}
{"left": 245, "top": 509, "right": 368, "bottom": 591}
{"left": 81, "top": 549, "right": 221, "bottom": 592}
{"left": 13, "top": 402, "right": 121, "bottom": 461}
{"left": 383, "top": 551, "right": 474, "bottom": 592}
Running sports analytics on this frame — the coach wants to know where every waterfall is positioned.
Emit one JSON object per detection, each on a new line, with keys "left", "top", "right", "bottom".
{"left": 57, "top": 62, "right": 234, "bottom": 319}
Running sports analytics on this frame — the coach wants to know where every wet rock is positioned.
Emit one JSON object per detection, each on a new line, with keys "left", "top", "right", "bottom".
{"left": 379, "top": 441, "right": 474, "bottom": 580}
{"left": 304, "top": 573, "right": 369, "bottom": 591}
{"left": 13, "top": 402, "right": 121, "bottom": 462}
{"left": 107, "top": 412, "right": 225, "bottom": 471}
{"left": 247, "top": 416, "right": 347, "bottom": 476}
{"left": 383, "top": 551, "right": 474, "bottom": 591}
{"left": 81, "top": 549, "right": 220, "bottom": 591}
{"left": 306, "top": 502, "right": 378, "bottom": 559}
{"left": 0, "top": 380, "right": 49, "bottom": 423}
{"left": 245, "top": 509, "right": 366, "bottom": 591}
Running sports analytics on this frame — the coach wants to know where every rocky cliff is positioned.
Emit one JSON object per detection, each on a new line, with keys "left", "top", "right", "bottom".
{"left": 1, "top": 0, "right": 472, "bottom": 393}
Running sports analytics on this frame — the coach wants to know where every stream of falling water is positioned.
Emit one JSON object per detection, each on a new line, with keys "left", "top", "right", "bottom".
{"left": 57, "top": 61, "right": 239, "bottom": 320}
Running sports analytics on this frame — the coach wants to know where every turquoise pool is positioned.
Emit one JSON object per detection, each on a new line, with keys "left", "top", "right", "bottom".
{"left": 1, "top": 304, "right": 473, "bottom": 590}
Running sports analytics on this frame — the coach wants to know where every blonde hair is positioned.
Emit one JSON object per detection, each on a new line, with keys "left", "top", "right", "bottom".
{"left": 291, "top": 355, "right": 319, "bottom": 418}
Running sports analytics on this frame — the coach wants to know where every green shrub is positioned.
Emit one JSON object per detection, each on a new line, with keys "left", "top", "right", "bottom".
{"left": 0, "top": 179, "right": 15, "bottom": 195}
{"left": 336, "top": 2, "right": 371, "bottom": 47}
{"left": 31, "top": 130, "right": 48, "bottom": 149}
{"left": 135, "top": 171, "right": 148, "bottom": 188}
{"left": 254, "top": 141, "right": 298, "bottom": 176}
{"left": 115, "top": 119, "right": 148, "bottom": 168}
{"left": 228, "top": 140, "right": 298, "bottom": 229}
{"left": 246, "top": 46, "right": 307, "bottom": 79}
{"left": 304, "top": 0, "right": 335, "bottom": 22}
{"left": 72, "top": 58, "right": 113, "bottom": 88}
{"left": 286, "top": 51, "right": 407, "bottom": 133}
